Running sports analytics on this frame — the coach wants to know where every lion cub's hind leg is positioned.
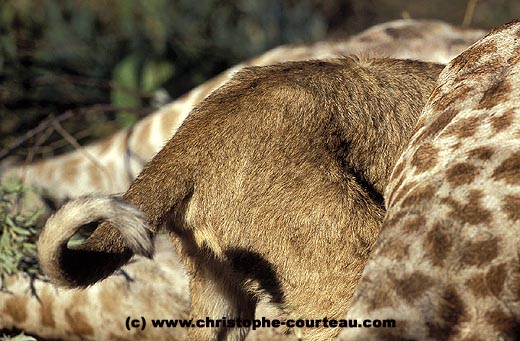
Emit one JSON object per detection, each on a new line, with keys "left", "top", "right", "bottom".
{"left": 186, "top": 258, "right": 258, "bottom": 341}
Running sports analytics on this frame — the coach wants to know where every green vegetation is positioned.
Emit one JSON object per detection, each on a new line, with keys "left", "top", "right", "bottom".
{"left": 0, "top": 0, "right": 518, "bottom": 160}
{"left": 0, "top": 332, "right": 37, "bottom": 341}
{"left": 0, "top": 182, "right": 45, "bottom": 289}
{"left": 0, "top": 0, "right": 327, "bottom": 158}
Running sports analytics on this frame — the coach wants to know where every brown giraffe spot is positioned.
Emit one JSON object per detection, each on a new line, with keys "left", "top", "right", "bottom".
{"left": 446, "top": 190, "right": 492, "bottom": 226}
{"left": 384, "top": 26, "right": 423, "bottom": 39}
{"left": 63, "top": 156, "right": 81, "bottom": 183}
{"left": 467, "top": 146, "right": 495, "bottom": 160}
{"left": 450, "top": 40, "right": 498, "bottom": 73}
{"left": 466, "top": 273, "right": 489, "bottom": 298}
{"left": 97, "top": 134, "right": 118, "bottom": 155}
{"left": 454, "top": 59, "right": 505, "bottom": 83}
{"left": 507, "top": 47, "right": 520, "bottom": 65}
{"left": 432, "top": 85, "right": 473, "bottom": 113}
{"left": 490, "top": 108, "right": 515, "bottom": 133}
{"left": 161, "top": 107, "right": 183, "bottom": 138}
{"left": 485, "top": 309, "right": 520, "bottom": 336}
{"left": 39, "top": 287, "right": 56, "bottom": 328}
{"left": 34, "top": 162, "right": 46, "bottom": 177}
{"left": 411, "top": 143, "right": 439, "bottom": 173}
{"left": 87, "top": 163, "right": 103, "bottom": 189}
{"left": 390, "top": 180, "right": 417, "bottom": 206}
{"left": 394, "top": 272, "right": 434, "bottom": 303}
{"left": 63, "top": 291, "right": 94, "bottom": 336}
{"left": 2, "top": 295, "right": 28, "bottom": 323}
{"left": 423, "top": 222, "right": 452, "bottom": 267}
{"left": 465, "top": 263, "right": 507, "bottom": 298}
{"left": 441, "top": 115, "right": 481, "bottom": 139}
{"left": 502, "top": 194, "right": 520, "bottom": 221}
{"left": 427, "top": 285, "right": 467, "bottom": 339}
{"left": 492, "top": 151, "right": 520, "bottom": 185}
{"left": 379, "top": 238, "right": 409, "bottom": 261}
{"left": 365, "top": 284, "right": 397, "bottom": 311}
{"left": 460, "top": 238, "right": 498, "bottom": 267}
{"left": 357, "top": 34, "right": 376, "bottom": 43}
{"left": 445, "top": 162, "right": 478, "bottom": 187}
{"left": 99, "top": 282, "right": 121, "bottom": 314}
{"left": 414, "top": 109, "right": 459, "bottom": 144}
{"left": 391, "top": 159, "right": 406, "bottom": 184}
{"left": 508, "top": 259, "right": 520, "bottom": 299}
{"left": 65, "top": 310, "right": 95, "bottom": 336}
{"left": 401, "top": 215, "right": 426, "bottom": 234}
{"left": 486, "top": 263, "right": 507, "bottom": 297}
{"left": 383, "top": 210, "right": 408, "bottom": 230}
{"left": 401, "top": 184, "right": 436, "bottom": 208}
{"left": 477, "top": 80, "right": 512, "bottom": 110}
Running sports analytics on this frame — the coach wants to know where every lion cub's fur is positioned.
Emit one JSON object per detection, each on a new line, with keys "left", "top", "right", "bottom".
{"left": 38, "top": 57, "right": 443, "bottom": 340}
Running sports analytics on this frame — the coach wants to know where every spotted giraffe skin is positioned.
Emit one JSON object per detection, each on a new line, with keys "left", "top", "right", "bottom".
{"left": 1, "top": 19, "right": 485, "bottom": 201}
{"left": 1, "top": 235, "right": 189, "bottom": 341}
{"left": 0, "top": 20, "right": 486, "bottom": 341}
{"left": 339, "top": 20, "right": 520, "bottom": 340}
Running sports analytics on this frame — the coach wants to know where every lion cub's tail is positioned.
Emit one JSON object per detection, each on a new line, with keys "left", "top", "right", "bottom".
{"left": 37, "top": 195, "right": 154, "bottom": 288}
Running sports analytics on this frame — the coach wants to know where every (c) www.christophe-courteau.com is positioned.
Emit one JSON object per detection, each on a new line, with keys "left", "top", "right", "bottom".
{"left": 125, "top": 316, "right": 396, "bottom": 331}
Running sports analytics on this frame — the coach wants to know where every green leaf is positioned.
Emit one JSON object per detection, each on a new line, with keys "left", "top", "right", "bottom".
{"left": 111, "top": 54, "right": 142, "bottom": 127}
{"left": 142, "top": 60, "right": 174, "bottom": 93}
{"left": 11, "top": 226, "right": 31, "bottom": 236}
{"left": 111, "top": 54, "right": 141, "bottom": 110}
{"left": 5, "top": 216, "right": 15, "bottom": 228}
{"left": 6, "top": 332, "right": 38, "bottom": 341}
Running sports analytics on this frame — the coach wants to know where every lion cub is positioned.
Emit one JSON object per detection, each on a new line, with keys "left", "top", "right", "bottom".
{"left": 38, "top": 57, "right": 443, "bottom": 340}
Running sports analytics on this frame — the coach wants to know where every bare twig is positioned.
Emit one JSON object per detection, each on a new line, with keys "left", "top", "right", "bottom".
{"left": 51, "top": 119, "right": 116, "bottom": 192}
{"left": 37, "top": 128, "right": 92, "bottom": 154}
{"left": 0, "top": 111, "right": 73, "bottom": 160}
{"left": 462, "top": 0, "right": 478, "bottom": 28}
{"left": 13, "top": 126, "right": 55, "bottom": 206}
{"left": 33, "top": 74, "right": 154, "bottom": 101}
{"left": 1, "top": 104, "right": 152, "bottom": 160}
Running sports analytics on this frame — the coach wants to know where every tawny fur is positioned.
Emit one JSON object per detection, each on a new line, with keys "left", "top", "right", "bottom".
{"left": 38, "top": 57, "right": 443, "bottom": 340}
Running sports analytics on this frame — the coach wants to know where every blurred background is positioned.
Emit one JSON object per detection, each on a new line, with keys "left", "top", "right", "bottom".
{"left": 0, "top": 0, "right": 518, "bottom": 160}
